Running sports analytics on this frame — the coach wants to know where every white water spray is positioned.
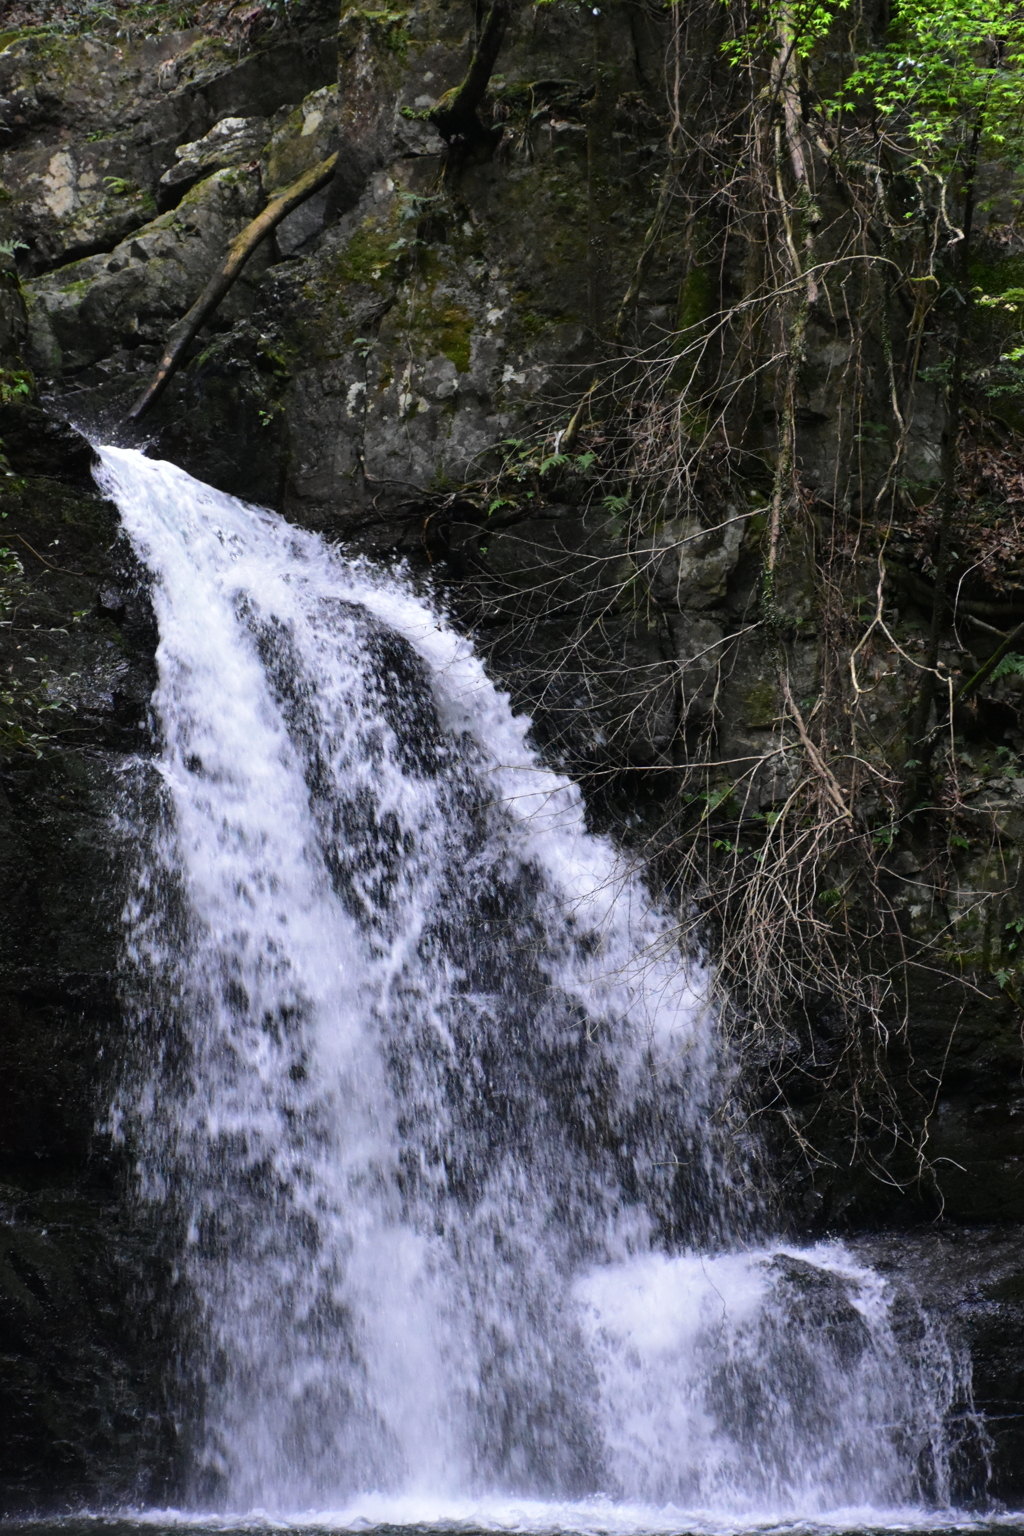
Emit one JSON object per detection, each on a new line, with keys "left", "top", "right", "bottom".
{"left": 98, "top": 446, "right": 974, "bottom": 1521}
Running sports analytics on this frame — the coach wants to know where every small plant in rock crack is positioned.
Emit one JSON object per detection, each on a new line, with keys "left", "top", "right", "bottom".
{"left": 389, "top": 190, "right": 446, "bottom": 254}
{"left": 0, "top": 371, "right": 33, "bottom": 406}
{"left": 487, "top": 436, "right": 603, "bottom": 501}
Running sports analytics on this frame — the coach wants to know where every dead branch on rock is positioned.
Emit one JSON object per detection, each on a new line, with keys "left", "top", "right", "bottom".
{"left": 128, "top": 153, "right": 338, "bottom": 423}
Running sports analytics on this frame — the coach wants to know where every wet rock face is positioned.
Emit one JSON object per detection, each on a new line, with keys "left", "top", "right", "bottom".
{"left": 856, "top": 1230, "right": 1024, "bottom": 1506}
{"left": 0, "top": 267, "right": 171, "bottom": 1502}
{"left": 0, "top": 659, "right": 168, "bottom": 1506}
{"left": 0, "top": 467, "right": 175, "bottom": 1508}
{"left": 0, "top": 1187, "right": 176, "bottom": 1514}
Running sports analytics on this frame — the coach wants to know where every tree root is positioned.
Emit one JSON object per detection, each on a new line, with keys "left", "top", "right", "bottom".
{"left": 429, "top": 0, "right": 512, "bottom": 143}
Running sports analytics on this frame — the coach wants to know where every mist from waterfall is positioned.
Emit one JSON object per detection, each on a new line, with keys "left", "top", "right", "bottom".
{"left": 98, "top": 446, "right": 977, "bottom": 1523}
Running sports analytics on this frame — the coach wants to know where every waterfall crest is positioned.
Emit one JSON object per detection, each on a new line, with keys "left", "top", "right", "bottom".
{"left": 98, "top": 446, "right": 975, "bottom": 1520}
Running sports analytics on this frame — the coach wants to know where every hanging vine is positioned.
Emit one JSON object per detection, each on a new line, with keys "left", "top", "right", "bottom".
{"left": 428, "top": 0, "right": 1024, "bottom": 1196}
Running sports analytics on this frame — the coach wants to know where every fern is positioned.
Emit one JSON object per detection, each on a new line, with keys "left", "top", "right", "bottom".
{"left": 991, "top": 652, "right": 1024, "bottom": 682}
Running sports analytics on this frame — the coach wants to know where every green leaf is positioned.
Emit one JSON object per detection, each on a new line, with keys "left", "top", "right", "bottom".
{"left": 992, "top": 652, "right": 1024, "bottom": 681}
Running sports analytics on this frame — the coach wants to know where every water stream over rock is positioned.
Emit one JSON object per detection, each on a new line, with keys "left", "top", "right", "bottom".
{"left": 97, "top": 446, "right": 976, "bottom": 1521}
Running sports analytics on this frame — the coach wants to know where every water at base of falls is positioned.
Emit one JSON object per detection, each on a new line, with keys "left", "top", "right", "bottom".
{"left": 97, "top": 446, "right": 982, "bottom": 1523}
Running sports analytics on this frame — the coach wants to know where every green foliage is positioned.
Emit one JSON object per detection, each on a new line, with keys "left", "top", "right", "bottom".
{"left": 725, "top": 0, "right": 1024, "bottom": 336}
{"left": 388, "top": 191, "right": 445, "bottom": 255}
{"left": 0, "top": 370, "right": 33, "bottom": 405}
{"left": 0, "top": 542, "right": 22, "bottom": 589}
{"left": 991, "top": 650, "right": 1024, "bottom": 680}
{"left": 838, "top": 0, "right": 1024, "bottom": 166}
{"left": 726, "top": 0, "right": 1024, "bottom": 182}
{"left": 978, "top": 287, "right": 1024, "bottom": 314}
{"left": 972, "top": 354, "right": 1024, "bottom": 398}
{"left": 496, "top": 437, "right": 600, "bottom": 488}
{"left": 995, "top": 919, "right": 1024, "bottom": 994}
{"left": 721, "top": 0, "right": 848, "bottom": 68}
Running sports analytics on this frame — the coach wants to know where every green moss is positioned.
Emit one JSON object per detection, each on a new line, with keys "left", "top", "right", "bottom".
{"left": 404, "top": 290, "right": 474, "bottom": 373}
{"left": 51, "top": 274, "right": 94, "bottom": 301}
{"left": 970, "top": 251, "right": 1024, "bottom": 296}
{"left": 434, "top": 305, "right": 473, "bottom": 373}
{"left": 743, "top": 680, "right": 778, "bottom": 728}
{"left": 512, "top": 295, "right": 551, "bottom": 339}
{"left": 342, "top": 5, "right": 411, "bottom": 60}
{"left": 181, "top": 34, "right": 232, "bottom": 65}
{"left": 335, "top": 216, "right": 399, "bottom": 287}
{"left": 678, "top": 267, "right": 713, "bottom": 332}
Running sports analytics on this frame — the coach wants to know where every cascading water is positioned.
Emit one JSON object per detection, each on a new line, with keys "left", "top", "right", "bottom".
{"left": 99, "top": 445, "right": 977, "bottom": 1523}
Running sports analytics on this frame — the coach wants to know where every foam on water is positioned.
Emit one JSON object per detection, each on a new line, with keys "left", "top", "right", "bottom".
{"left": 96, "top": 447, "right": 979, "bottom": 1520}
{"left": 6, "top": 1510, "right": 1017, "bottom": 1536}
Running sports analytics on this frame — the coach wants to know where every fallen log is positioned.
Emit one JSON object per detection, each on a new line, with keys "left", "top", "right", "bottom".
{"left": 127, "top": 152, "right": 338, "bottom": 423}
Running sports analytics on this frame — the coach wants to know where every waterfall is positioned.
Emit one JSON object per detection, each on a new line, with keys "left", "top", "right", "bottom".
{"left": 98, "top": 446, "right": 976, "bottom": 1521}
